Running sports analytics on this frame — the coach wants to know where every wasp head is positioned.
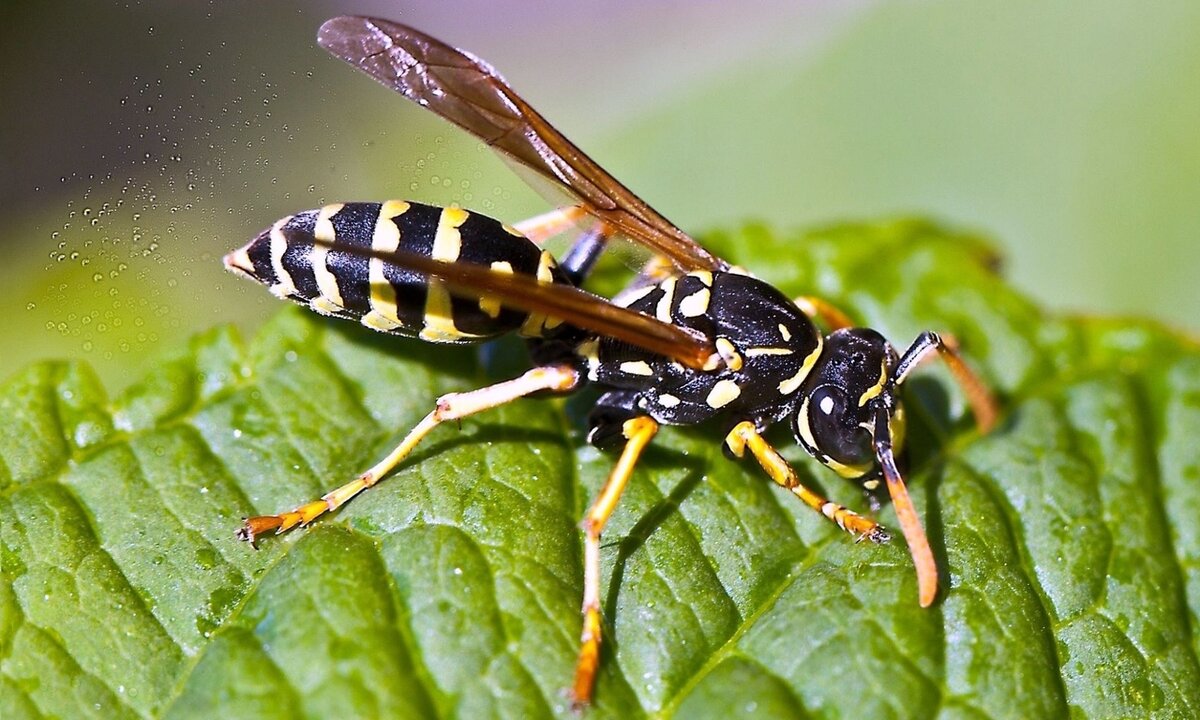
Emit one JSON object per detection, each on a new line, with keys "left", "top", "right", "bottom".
{"left": 792, "top": 327, "right": 906, "bottom": 485}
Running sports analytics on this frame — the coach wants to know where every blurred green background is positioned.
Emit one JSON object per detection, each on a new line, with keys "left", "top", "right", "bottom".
{"left": 3, "top": 1, "right": 1198, "bottom": 392}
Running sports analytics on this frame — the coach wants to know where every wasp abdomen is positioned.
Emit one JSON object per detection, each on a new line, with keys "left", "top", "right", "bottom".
{"left": 225, "top": 201, "right": 571, "bottom": 342}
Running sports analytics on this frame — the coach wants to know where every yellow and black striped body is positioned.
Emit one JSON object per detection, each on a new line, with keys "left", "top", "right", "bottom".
{"left": 225, "top": 201, "right": 572, "bottom": 343}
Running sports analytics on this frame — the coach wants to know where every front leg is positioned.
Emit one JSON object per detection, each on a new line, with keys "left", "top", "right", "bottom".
{"left": 724, "top": 421, "right": 889, "bottom": 542}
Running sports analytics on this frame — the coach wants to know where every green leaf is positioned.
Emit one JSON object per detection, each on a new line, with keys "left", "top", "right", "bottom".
{"left": 3, "top": 220, "right": 1199, "bottom": 719}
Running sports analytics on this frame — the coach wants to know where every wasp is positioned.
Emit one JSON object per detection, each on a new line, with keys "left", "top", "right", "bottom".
{"left": 224, "top": 16, "right": 998, "bottom": 707}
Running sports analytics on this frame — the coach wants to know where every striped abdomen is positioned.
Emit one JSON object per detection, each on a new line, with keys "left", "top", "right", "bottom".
{"left": 225, "top": 201, "right": 571, "bottom": 342}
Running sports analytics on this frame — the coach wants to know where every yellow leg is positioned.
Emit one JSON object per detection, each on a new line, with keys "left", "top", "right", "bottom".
{"left": 571, "top": 416, "right": 659, "bottom": 708}
{"left": 793, "top": 295, "right": 855, "bottom": 331}
{"left": 236, "top": 364, "right": 580, "bottom": 544}
{"left": 724, "top": 421, "right": 888, "bottom": 542}
{"left": 511, "top": 205, "right": 587, "bottom": 244}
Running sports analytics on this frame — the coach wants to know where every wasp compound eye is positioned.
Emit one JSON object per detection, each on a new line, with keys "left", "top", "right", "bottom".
{"left": 804, "top": 385, "right": 874, "bottom": 468}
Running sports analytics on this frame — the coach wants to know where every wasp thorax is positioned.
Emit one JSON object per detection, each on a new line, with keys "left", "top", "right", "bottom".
{"left": 793, "top": 328, "right": 902, "bottom": 478}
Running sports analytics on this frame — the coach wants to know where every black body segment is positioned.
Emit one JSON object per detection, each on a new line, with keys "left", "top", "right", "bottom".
{"left": 227, "top": 200, "right": 573, "bottom": 343}
{"left": 587, "top": 270, "right": 823, "bottom": 430}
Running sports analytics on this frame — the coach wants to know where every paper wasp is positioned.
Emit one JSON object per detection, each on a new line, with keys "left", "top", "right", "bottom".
{"left": 224, "top": 16, "right": 998, "bottom": 707}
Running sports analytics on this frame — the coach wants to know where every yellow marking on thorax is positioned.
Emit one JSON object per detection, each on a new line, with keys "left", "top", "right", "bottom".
{"left": 619, "top": 361, "right": 654, "bottom": 376}
{"left": 658, "top": 394, "right": 681, "bottom": 408}
{"left": 268, "top": 215, "right": 298, "bottom": 298}
{"left": 778, "top": 323, "right": 793, "bottom": 342}
{"left": 362, "top": 201, "right": 410, "bottom": 332}
{"left": 715, "top": 337, "right": 743, "bottom": 372}
{"left": 706, "top": 379, "right": 742, "bottom": 409}
{"left": 310, "top": 204, "right": 346, "bottom": 310}
{"left": 678, "top": 287, "right": 711, "bottom": 318}
{"left": 745, "top": 347, "right": 794, "bottom": 357}
{"left": 614, "top": 283, "right": 656, "bottom": 308}
{"left": 655, "top": 277, "right": 678, "bottom": 323}
{"left": 576, "top": 337, "right": 601, "bottom": 380}
{"left": 478, "top": 261, "right": 513, "bottom": 319}
{"left": 858, "top": 360, "right": 889, "bottom": 406}
{"left": 778, "top": 334, "right": 823, "bottom": 395}
{"left": 686, "top": 270, "right": 713, "bottom": 287}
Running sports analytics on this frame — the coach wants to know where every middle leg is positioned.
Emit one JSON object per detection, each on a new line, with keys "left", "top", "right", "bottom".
{"left": 793, "top": 295, "right": 855, "bottom": 331}
{"left": 571, "top": 415, "right": 659, "bottom": 708}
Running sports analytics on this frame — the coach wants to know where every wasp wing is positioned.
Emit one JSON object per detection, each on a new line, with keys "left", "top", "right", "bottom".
{"left": 310, "top": 237, "right": 716, "bottom": 370}
{"left": 317, "top": 16, "right": 725, "bottom": 274}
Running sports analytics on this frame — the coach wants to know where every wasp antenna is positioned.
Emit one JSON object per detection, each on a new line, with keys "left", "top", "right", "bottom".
{"left": 874, "top": 410, "right": 937, "bottom": 607}
{"left": 893, "top": 331, "right": 998, "bottom": 434}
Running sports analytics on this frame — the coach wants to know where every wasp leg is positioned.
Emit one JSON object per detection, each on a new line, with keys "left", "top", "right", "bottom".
{"left": 793, "top": 295, "right": 855, "bottom": 331}
{"left": 893, "top": 331, "right": 998, "bottom": 433}
{"left": 511, "top": 205, "right": 588, "bottom": 244}
{"left": 724, "top": 421, "right": 889, "bottom": 542}
{"left": 558, "top": 223, "right": 613, "bottom": 286}
{"left": 237, "top": 364, "right": 580, "bottom": 543}
{"left": 571, "top": 415, "right": 659, "bottom": 709}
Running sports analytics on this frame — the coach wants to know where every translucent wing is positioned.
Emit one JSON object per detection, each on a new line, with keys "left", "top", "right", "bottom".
{"left": 310, "top": 237, "right": 717, "bottom": 370}
{"left": 317, "top": 16, "right": 725, "bottom": 273}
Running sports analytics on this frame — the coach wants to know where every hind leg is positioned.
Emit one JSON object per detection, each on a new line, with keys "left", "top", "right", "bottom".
{"left": 237, "top": 363, "right": 580, "bottom": 543}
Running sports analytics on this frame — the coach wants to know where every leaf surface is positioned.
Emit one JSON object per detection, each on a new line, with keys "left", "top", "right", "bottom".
{"left": 3, "top": 221, "right": 1199, "bottom": 719}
